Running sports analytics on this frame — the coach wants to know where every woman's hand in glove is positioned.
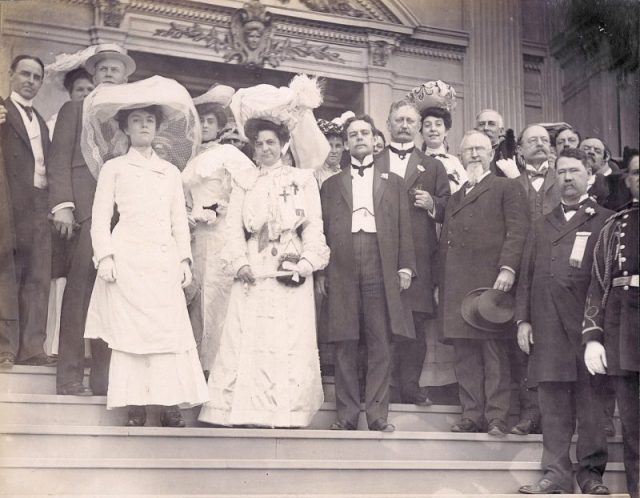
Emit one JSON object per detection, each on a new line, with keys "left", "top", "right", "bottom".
{"left": 98, "top": 256, "right": 117, "bottom": 283}
{"left": 180, "top": 260, "right": 192, "bottom": 289}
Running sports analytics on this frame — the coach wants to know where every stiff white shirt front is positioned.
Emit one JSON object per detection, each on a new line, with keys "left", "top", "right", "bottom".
{"left": 351, "top": 154, "right": 376, "bottom": 233}
{"left": 388, "top": 141, "right": 414, "bottom": 180}
{"left": 525, "top": 161, "right": 549, "bottom": 192}
{"left": 11, "top": 92, "right": 47, "bottom": 189}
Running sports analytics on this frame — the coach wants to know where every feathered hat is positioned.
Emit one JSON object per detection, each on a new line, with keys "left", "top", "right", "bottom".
{"left": 406, "top": 80, "right": 457, "bottom": 113}
{"left": 230, "top": 74, "right": 329, "bottom": 169}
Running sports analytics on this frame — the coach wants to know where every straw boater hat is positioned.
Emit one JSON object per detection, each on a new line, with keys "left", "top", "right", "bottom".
{"left": 461, "top": 288, "right": 516, "bottom": 332}
{"left": 85, "top": 44, "right": 136, "bottom": 77}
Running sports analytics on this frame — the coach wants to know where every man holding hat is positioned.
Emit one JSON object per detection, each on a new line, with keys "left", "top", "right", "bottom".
{"left": 439, "top": 130, "right": 528, "bottom": 436}
{"left": 48, "top": 44, "right": 136, "bottom": 395}
{"left": 516, "top": 148, "right": 612, "bottom": 495}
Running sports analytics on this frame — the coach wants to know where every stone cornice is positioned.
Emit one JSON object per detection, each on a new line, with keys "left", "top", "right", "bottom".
{"left": 2, "top": 18, "right": 91, "bottom": 46}
{"left": 397, "top": 41, "right": 465, "bottom": 61}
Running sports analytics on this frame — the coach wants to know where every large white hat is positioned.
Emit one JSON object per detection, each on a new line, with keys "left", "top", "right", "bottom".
{"left": 85, "top": 43, "right": 136, "bottom": 77}
{"left": 81, "top": 75, "right": 200, "bottom": 178}
{"left": 406, "top": 80, "right": 457, "bottom": 113}
{"left": 193, "top": 84, "right": 235, "bottom": 107}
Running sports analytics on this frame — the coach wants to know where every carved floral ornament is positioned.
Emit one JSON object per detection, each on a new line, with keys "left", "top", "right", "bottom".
{"left": 153, "top": 0, "right": 346, "bottom": 68}
{"left": 93, "top": 0, "right": 128, "bottom": 28}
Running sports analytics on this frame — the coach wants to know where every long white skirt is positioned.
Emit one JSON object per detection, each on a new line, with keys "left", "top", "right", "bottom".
{"left": 106, "top": 348, "right": 209, "bottom": 409}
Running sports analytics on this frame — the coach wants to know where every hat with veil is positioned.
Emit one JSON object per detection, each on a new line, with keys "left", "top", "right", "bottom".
{"left": 229, "top": 74, "right": 329, "bottom": 169}
{"left": 81, "top": 75, "right": 200, "bottom": 179}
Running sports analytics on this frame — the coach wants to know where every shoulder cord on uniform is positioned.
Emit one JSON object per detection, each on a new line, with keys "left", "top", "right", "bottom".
{"left": 593, "top": 208, "right": 632, "bottom": 308}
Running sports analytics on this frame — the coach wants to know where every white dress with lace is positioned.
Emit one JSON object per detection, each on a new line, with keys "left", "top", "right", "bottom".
{"left": 198, "top": 160, "right": 330, "bottom": 427}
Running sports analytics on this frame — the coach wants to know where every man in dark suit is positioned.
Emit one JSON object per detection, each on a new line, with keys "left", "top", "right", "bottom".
{"left": 48, "top": 44, "right": 136, "bottom": 395}
{"left": 505, "top": 124, "right": 562, "bottom": 435}
{"left": 583, "top": 153, "right": 639, "bottom": 498}
{"left": 439, "top": 130, "right": 529, "bottom": 436}
{"left": 580, "top": 137, "right": 624, "bottom": 209}
{"left": 380, "top": 100, "right": 450, "bottom": 405}
{"left": 517, "top": 148, "right": 611, "bottom": 495}
{"left": 0, "top": 55, "right": 53, "bottom": 368}
{"left": 319, "top": 114, "right": 416, "bottom": 432}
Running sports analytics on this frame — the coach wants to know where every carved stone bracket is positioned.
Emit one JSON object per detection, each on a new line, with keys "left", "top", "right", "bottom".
{"left": 369, "top": 40, "right": 396, "bottom": 67}
{"left": 152, "top": 0, "right": 345, "bottom": 68}
{"left": 93, "top": 0, "right": 128, "bottom": 28}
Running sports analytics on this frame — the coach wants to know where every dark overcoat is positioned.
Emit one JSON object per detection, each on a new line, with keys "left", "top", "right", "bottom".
{"left": 378, "top": 148, "right": 450, "bottom": 316}
{"left": 0, "top": 140, "right": 19, "bottom": 330}
{"left": 47, "top": 100, "right": 96, "bottom": 223}
{"left": 320, "top": 163, "right": 416, "bottom": 342}
{"left": 438, "top": 173, "right": 529, "bottom": 341}
{"left": 516, "top": 200, "right": 613, "bottom": 382}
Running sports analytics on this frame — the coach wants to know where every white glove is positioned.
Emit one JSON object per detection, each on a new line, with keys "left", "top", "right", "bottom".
{"left": 97, "top": 256, "right": 117, "bottom": 283}
{"left": 180, "top": 260, "right": 192, "bottom": 289}
{"left": 295, "top": 258, "right": 314, "bottom": 278}
{"left": 584, "top": 341, "right": 607, "bottom": 375}
{"left": 496, "top": 158, "right": 521, "bottom": 179}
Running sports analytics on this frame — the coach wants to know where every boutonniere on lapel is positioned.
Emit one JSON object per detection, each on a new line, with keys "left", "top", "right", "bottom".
{"left": 569, "top": 231, "right": 592, "bottom": 268}
{"left": 381, "top": 173, "right": 389, "bottom": 180}
{"left": 417, "top": 164, "right": 425, "bottom": 173}
{"left": 585, "top": 206, "right": 596, "bottom": 216}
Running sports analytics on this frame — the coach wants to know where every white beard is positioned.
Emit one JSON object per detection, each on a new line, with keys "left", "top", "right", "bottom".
{"left": 466, "top": 163, "right": 485, "bottom": 185}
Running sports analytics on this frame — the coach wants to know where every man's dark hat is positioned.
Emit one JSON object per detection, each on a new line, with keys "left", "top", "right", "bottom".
{"left": 461, "top": 287, "right": 515, "bottom": 332}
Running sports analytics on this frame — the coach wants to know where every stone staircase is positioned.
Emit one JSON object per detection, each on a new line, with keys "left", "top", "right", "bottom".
{"left": 0, "top": 366, "right": 630, "bottom": 497}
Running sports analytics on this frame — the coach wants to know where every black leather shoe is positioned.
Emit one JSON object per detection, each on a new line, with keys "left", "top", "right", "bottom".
{"left": 487, "top": 418, "right": 508, "bottom": 437}
{"left": 451, "top": 418, "right": 481, "bottom": 433}
{"left": 160, "top": 407, "right": 185, "bottom": 428}
{"left": 369, "top": 418, "right": 395, "bottom": 432}
{"left": 126, "top": 406, "right": 147, "bottom": 427}
{"left": 0, "top": 353, "right": 15, "bottom": 369}
{"left": 414, "top": 389, "right": 434, "bottom": 407}
{"left": 510, "top": 418, "right": 537, "bottom": 435}
{"left": 582, "top": 479, "right": 610, "bottom": 495}
{"left": 330, "top": 419, "right": 356, "bottom": 430}
{"left": 57, "top": 382, "right": 93, "bottom": 396}
{"left": 518, "top": 478, "right": 568, "bottom": 494}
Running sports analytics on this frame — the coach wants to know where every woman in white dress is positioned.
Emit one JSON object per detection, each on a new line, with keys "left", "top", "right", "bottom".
{"left": 198, "top": 116, "right": 330, "bottom": 428}
{"left": 182, "top": 87, "right": 255, "bottom": 372}
{"left": 84, "top": 89, "right": 208, "bottom": 426}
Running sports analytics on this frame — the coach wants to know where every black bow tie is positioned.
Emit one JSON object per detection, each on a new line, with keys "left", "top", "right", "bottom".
{"left": 429, "top": 153, "right": 448, "bottom": 159}
{"left": 17, "top": 102, "right": 33, "bottom": 121}
{"left": 389, "top": 145, "right": 414, "bottom": 160}
{"left": 562, "top": 199, "right": 588, "bottom": 213}
{"left": 527, "top": 168, "right": 547, "bottom": 179}
{"left": 352, "top": 162, "right": 374, "bottom": 177}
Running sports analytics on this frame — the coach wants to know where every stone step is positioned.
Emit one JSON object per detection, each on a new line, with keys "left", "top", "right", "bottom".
{"left": 9, "top": 495, "right": 633, "bottom": 498}
{"left": 0, "top": 392, "right": 463, "bottom": 431}
{"left": 0, "top": 424, "right": 624, "bottom": 463}
{"left": 0, "top": 457, "right": 628, "bottom": 495}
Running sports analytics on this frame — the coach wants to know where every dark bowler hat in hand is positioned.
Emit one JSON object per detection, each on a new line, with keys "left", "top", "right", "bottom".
{"left": 461, "top": 288, "right": 515, "bottom": 332}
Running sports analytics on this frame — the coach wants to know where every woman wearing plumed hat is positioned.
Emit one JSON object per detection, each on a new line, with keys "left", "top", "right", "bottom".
{"left": 198, "top": 75, "right": 330, "bottom": 428}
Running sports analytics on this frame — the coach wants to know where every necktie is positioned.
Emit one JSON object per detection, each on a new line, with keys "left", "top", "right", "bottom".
{"left": 562, "top": 199, "right": 588, "bottom": 213}
{"left": 526, "top": 168, "right": 547, "bottom": 180}
{"left": 352, "top": 162, "right": 373, "bottom": 177}
{"left": 18, "top": 103, "right": 33, "bottom": 122}
{"left": 389, "top": 145, "right": 414, "bottom": 160}
{"left": 429, "top": 153, "right": 448, "bottom": 159}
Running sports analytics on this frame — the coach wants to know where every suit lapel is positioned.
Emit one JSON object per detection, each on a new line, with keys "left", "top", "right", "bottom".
{"left": 5, "top": 99, "right": 30, "bottom": 147}
{"left": 403, "top": 150, "right": 422, "bottom": 191}
{"left": 543, "top": 168, "right": 557, "bottom": 194}
{"left": 339, "top": 167, "right": 353, "bottom": 211}
{"left": 373, "top": 163, "right": 386, "bottom": 210}
{"left": 452, "top": 174, "right": 493, "bottom": 215}
{"left": 550, "top": 201, "right": 598, "bottom": 243}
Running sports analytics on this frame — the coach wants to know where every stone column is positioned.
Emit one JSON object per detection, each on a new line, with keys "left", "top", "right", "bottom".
{"left": 365, "top": 36, "right": 398, "bottom": 134}
{"left": 463, "top": 0, "right": 525, "bottom": 132}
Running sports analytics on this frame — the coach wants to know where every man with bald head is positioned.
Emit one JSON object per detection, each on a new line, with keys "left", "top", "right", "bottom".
{"left": 48, "top": 44, "right": 136, "bottom": 395}
{"left": 439, "top": 130, "right": 529, "bottom": 436}
{"left": 475, "top": 109, "right": 519, "bottom": 178}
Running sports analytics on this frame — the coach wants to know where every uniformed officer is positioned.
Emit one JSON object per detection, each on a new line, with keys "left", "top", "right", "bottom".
{"left": 583, "top": 153, "right": 639, "bottom": 498}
